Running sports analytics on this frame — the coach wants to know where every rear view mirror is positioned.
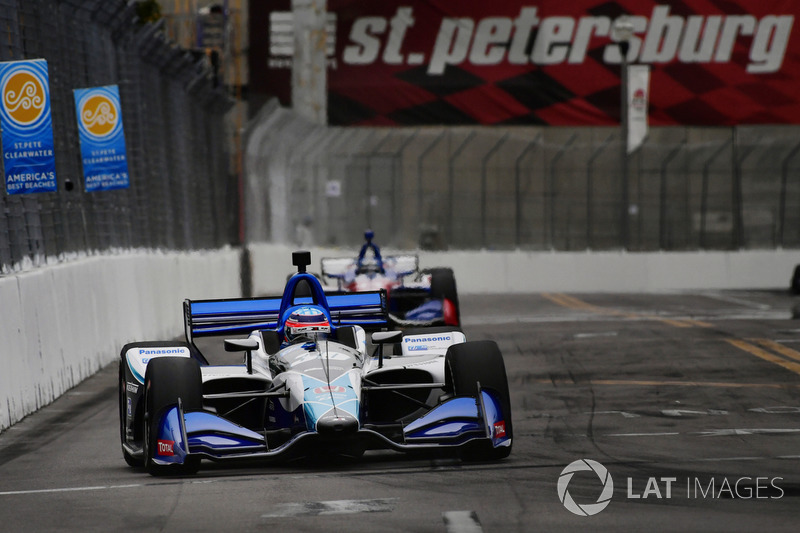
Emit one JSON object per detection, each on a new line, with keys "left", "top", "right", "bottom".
{"left": 224, "top": 338, "right": 259, "bottom": 374}
{"left": 224, "top": 338, "right": 259, "bottom": 352}
{"left": 371, "top": 331, "right": 403, "bottom": 344}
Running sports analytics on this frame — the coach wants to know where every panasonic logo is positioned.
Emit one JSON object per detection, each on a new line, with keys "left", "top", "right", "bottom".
{"left": 137, "top": 348, "right": 186, "bottom": 355}
{"left": 404, "top": 336, "right": 451, "bottom": 343}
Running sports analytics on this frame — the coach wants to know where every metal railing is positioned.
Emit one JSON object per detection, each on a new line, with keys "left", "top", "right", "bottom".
{"left": 245, "top": 103, "right": 800, "bottom": 252}
{"left": 0, "top": 0, "right": 236, "bottom": 274}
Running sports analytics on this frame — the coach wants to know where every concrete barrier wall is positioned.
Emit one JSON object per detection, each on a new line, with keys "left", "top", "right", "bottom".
{"left": 0, "top": 248, "right": 241, "bottom": 432}
{"left": 249, "top": 243, "right": 800, "bottom": 295}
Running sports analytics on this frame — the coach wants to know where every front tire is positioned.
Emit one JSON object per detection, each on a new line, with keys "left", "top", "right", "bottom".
{"left": 142, "top": 357, "right": 203, "bottom": 476}
{"left": 445, "top": 340, "right": 512, "bottom": 460}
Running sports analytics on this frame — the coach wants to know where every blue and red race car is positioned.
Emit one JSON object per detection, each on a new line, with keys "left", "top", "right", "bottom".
{"left": 321, "top": 230, "right": 461, "bottom": 327}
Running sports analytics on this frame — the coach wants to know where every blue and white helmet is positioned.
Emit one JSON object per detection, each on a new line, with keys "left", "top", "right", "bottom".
{"left": 284, "top": 306, "right": 331, "bottom": 343}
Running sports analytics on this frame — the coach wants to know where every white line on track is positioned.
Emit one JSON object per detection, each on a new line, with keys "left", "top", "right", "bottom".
{"left": 574, "top": 332, "right": 618, "bottom": 339}
{"left": 600, "top": 428, "right": 800, "bottom": 438}
{"left": 605, "top": 432, "right": 680, "bottom": 437}
{"left": 0, "top": 484, "right": 143, "bottom": 496}
{"left": 0, "top": 479, "right": 216, "bottom": 497}
{"left": 443, "top": 511, "right": 484, "bottom": 533}
{"left": 697, "top": 291, "right": 773, "bottom": 310}
{"left": 694, "top": 428, "right": 800, "bottom": 436}
{"left": 464, "top": 311, "right": 791, "bottom": 326}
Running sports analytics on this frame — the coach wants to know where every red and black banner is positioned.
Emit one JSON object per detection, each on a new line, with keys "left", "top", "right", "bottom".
{"left": 249, "top": 1, "right": 800, "bottom": 126}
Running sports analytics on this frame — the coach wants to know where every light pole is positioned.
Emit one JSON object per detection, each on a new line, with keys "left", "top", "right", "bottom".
{"left": 613, "top": 16, "right": 634, "bottom": 249}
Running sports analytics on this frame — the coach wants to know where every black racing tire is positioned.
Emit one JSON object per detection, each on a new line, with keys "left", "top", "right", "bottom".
{"left": 142, "top": 357, "right": 203, "bottom": 476}
{"left": 791, "top": 265, "right": 800, "bottom": 295}
{"left": 119, "top": 362, "right": 143, "bottom": 467}
{"left": 445, "top": 340, "right": 512, "bottom": 460}
{"left": 428, "top": 268, "right": 461, "bottom": 325}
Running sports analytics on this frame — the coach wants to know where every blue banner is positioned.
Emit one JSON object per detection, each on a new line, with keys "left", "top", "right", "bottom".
{"left": 0, "top": 59, "right": 57, "bottom": 194}
{"left": 73, "top": 85, "right": 130, "bottom": 192}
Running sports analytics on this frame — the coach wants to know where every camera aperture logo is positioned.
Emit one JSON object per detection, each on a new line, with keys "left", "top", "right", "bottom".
{"left": 558, "top": 459, "right": 614, "bottom": 516}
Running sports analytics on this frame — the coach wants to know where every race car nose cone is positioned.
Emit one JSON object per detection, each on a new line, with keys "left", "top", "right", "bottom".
{"left": 317, "top": 413, "right": 359, "bottom": 434}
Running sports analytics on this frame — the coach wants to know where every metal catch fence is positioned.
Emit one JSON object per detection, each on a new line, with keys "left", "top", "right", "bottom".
{"left": 245, "top": 101, "right": 800, "bottom": 252}
{"left": 0, "top": 0, "right": 236, "bottom": 274}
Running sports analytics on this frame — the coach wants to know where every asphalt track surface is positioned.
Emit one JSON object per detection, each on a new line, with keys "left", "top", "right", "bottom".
{"left": 2, "top": 290, "right": 800, "bottom": 532}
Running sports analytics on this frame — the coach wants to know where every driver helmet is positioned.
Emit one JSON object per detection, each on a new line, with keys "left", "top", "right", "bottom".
{"left": 284, "top": 306, "right": 331, "bottom": 343}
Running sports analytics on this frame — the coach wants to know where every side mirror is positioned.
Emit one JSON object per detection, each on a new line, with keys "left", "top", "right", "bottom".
{"left": 370, "top": 331, "right": 403, "bottom": 368}
{"left": 224, "top": 338, "right": 259, "bottom": 352}
{"left": 371, "top": 331, "right": 403, "bottom": 344}
{"left": 225, "top": 338, "right": 259, "bottom": 374}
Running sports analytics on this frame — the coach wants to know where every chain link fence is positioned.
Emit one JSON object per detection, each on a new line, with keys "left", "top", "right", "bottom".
{"left": 245, "top": 101, "right": 800, "bottom": 252}
{"left": 0, "top": 0, "right": 237, "bottom": 274}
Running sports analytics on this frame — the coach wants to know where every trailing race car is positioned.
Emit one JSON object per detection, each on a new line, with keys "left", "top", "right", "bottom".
{"left": 118, "top": 251, "right": 512, "bottom": 475}
{"left": 321, "top": 230, "right": 460, "bottom": 327}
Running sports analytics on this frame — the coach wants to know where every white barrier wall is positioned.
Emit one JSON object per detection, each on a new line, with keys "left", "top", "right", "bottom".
{"left": 249, "top": 243, "right": 800, "bottom": 295}
{"left": 0, "top": 248, "right": 241, "bottom": 432}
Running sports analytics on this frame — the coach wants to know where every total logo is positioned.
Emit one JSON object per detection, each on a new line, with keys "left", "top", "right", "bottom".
{"left": 157, "top": 440, "right": 175, "bottom": 456}
{"left": 1, "top": 64, "right": 47, "bottom": 127}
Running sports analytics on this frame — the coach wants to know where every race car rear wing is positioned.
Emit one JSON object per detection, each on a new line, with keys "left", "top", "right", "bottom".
{"left": 184, "top": 291, "right": 388, "bottom": 342}
{"left": 320, "top": 257, "right": 355, "bottom": 279}
{"left": 321, "top": 255, "right": 419, "bottom": 279}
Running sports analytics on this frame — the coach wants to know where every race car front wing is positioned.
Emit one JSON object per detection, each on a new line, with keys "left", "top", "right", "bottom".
{"left": 149, "top": 389, "right": 511, "bottom": 466}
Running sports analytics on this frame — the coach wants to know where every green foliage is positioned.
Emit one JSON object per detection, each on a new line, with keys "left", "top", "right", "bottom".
{"left": 136, "top": 0, "right": 162, "bottom": 25}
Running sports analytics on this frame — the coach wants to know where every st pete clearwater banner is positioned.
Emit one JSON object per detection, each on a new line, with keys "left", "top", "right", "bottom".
{"left": 251, "top": 0, "right": 800, "bottom": 126}
{"left": 0, "top": 59, "right": 57, "bottom": 194}
{"left": 73, "top": 85, "right": 130, "bottom": 192}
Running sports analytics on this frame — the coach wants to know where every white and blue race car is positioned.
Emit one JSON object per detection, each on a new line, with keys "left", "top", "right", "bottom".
{"left": 119, "top": 251, "right": 512, "bottom": 475}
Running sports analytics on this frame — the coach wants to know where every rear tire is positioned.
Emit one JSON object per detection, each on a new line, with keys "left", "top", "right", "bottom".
{"left": 445, "top": 340, "right": 512, "bottom": 460}
{"left": 791, "top": 265, "right": 800, "bottom": 295}
{"left": 428, "top": 268, "right": 460, "bottom": 326}
{"left": 142, "top": 357, "right": 203, "bottom": 476}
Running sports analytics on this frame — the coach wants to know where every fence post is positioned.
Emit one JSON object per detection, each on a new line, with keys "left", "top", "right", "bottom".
{"left": 391, "top": 130, "right": 419, "bottom": 244}
{"left": 700, "top": 138, "right": 732, "bottom": 248}
{"left": 481, "top": 133, "right": 509, "bottom": 248}
{"left": 731, "top": 131, "right": 757, "bottom": 250}
{"left": 447, "top": 132, "right": 476, "bottom": 246}
{"left": 514, "top": 135, "right": 541, "bottom": 248}
{"left": 365, "top": 132, "right": 392, "bottom": 229}
{"left": 587, "top": 135, "right": 614, "bottom": 250}
{"left": 416, "top": 130, "right": 447, "bottom": 227}
{"left": 548, "top": 134, "right": 578, "bottom": 249}
{"left": 659, "top": 140, "right": 686, "bottom": 250}
{"left": 778, "top": 141, "right": 800, "bottom": 247}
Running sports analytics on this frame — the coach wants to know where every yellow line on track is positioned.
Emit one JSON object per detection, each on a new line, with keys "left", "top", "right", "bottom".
{"left": 543, "top": 293, "right": 712, "bottom": 328}
{"left": 726, "top": 339, "right": 800, "bottom": 377}
{"left": 536, "top": 379, "right": 799, "bottom": 388}
{"left": 752, "top": 338, "right": 800, "bottom": 363}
